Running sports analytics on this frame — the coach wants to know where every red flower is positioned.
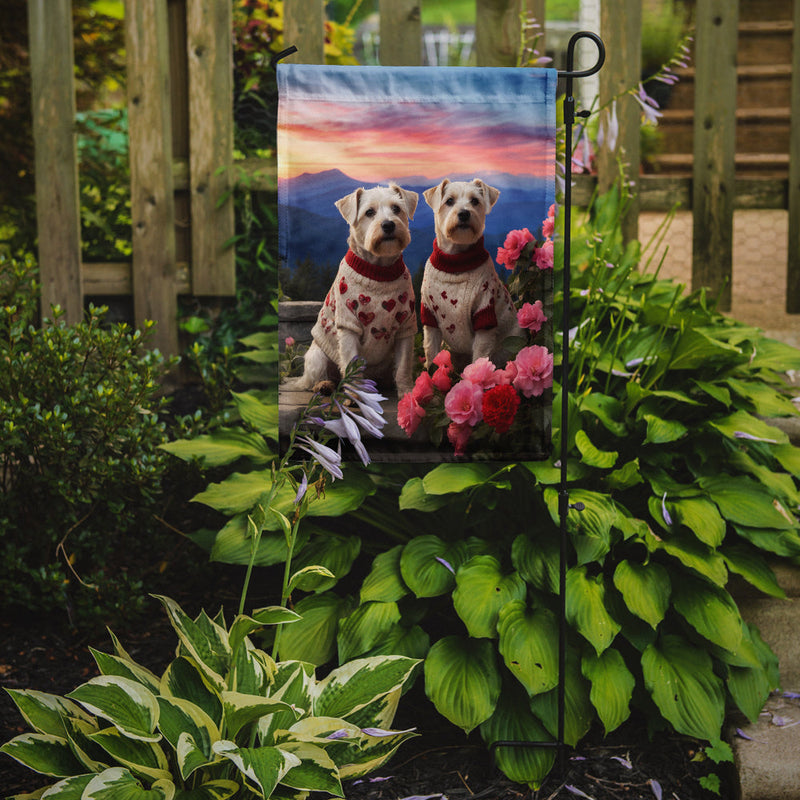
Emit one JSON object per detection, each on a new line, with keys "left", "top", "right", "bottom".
{"left": 482, "top": 384, "right": 521, "bottom": 434}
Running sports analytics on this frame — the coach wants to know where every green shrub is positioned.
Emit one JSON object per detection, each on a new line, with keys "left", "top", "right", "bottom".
{"left": 0, "top": 253, "right": 175, "bottom": 623}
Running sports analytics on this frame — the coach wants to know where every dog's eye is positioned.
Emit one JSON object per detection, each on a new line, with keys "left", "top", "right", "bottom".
{"left": 444, "top": 197, "right": 455, "bottom": 206}
{"left": 364, "top": 208, "right": 376, "bottom": 218}
{"left": 470, "top": 197, "right": 481, "bottom": 207}
{"left": 391, "top": 204, "right": 401, "bottom": 214}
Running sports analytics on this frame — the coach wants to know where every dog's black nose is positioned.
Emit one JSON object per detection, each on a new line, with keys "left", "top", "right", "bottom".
{"left": 381, "top": 220, "right": 396, "bottom": 234}
{"left": 457, "top": 210, "right": 471, "bottom": 223}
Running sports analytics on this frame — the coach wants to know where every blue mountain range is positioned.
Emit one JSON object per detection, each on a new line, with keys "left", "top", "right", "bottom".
{"left": 279, "top": 168, "right": 553, "bottom": 287}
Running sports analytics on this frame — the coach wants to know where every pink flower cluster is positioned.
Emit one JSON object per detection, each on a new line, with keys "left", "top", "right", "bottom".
{"left": 496, "top": 205, "right": 557, "bottom": 271}
{"left": 397, "top": 346, "right": 554, "bottom": 455}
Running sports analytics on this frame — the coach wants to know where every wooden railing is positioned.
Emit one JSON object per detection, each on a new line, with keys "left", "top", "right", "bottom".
{"left": 26, "top": 0, "right": 799, "bottom": 356}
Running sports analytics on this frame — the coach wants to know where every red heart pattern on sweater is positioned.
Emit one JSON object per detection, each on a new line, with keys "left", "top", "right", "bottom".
{"left": 358, "top": 311, "right": 376, "bottom": 326}
{"left": 382, "top": 299, "right": 396, "bottom": 311}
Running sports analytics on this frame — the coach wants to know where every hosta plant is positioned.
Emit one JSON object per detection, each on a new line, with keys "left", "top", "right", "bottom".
{"left": 0, "top": 595, "right": 419, "bottom": 800}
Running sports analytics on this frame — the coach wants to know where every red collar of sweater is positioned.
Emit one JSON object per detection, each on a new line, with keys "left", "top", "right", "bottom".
{"left": 429, "top": 236, "right": 490, "bottom": 273}
{"left": 345, "top": 249, "right": 407, "bottom": 282}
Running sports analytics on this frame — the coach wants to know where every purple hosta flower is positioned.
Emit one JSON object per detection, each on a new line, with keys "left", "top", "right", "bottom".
{"left": 293, "top": 472, "right": 308, "bottom": 505}
{"left": 783, "top": 691, "right": 800, "bottom": 699}
{"left": 649, "top": 779, "right": 663, "bottom": 800}
{"left": 362, "top": 726, "right": 417, "bottom": 737}
{"left": 313, "top": 400, "right": 377, "bottom": 466}
{"left": 435, "top": 556, "right": 455, "bottom": 574}
{"left": 296, "top": 435, "right": 344, "bottom": 480}
{"left": 597, "top": 100, "right": 619, "bottom": 153}
{"left": 734, "top": 431, "right": 779, "bottom": 444}
{"left": 661, "top": 492, "right": 673, "bottom": 526}
{"left": 633, "top": 83, "right": 662, "bottom": 125}
{"left": 611, "top": 755, "right": 633, "bottom": 769}
{"left": 565, "top": 786, "right": 595, "bottom": 799}
{"left": 735, "top": 728, "right": 756, "bottom": 741}
{"left": 396, "top": 795, "right": 446, "bottom": 800}
{"left": 326, "top": 729, "right": 351, "bottom": 740}
{"left": 352, "top": 776, "right": 394, "bottom": 786}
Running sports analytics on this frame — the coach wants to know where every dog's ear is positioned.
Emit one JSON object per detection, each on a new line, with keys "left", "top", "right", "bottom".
{"left": 423, "top": 178, "right": 449, "bottom": 210}
{"left": 472, "top": 178, "right": 500, "bottom": 211}
{"left": 335, "top": 188, "right": 364, "bottom": 225}
{"left": 390, "top": 183, "right": 419, "bottom": 220}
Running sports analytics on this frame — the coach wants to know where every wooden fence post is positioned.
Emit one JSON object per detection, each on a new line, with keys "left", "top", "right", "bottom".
{"left": 692, "top": 0, "right": 738, "bottom": 311}
{"left": 787, "top": 0, "right": 800, "bottom": 313}
{"left": 597, "top": 0, "right": 641, "bottom": 244}
{"left": 379, "top": 0, "right": 421, "bottom": 66}
{"left": 126, "top": 0, "right": 179, "bottom": 355}
{"left": 475, "top": 0, "right": 541, "bottom": 67}
{"left": 284, "top": 0, "right": 325, "bottom": 64}
{"left": 187, "top": 0, "right": 235, "bottom": 295}
{"left": 28, "top": 0, "right": 83, "bottom": 324}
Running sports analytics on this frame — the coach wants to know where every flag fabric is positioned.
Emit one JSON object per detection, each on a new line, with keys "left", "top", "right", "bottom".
{"left": 277, "top": 64, "right": 557, "bottom": 462}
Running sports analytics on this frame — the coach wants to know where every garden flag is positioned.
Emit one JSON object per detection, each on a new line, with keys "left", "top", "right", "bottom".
{"left": 277, "top": 64, "right": 557, "bottom": 462}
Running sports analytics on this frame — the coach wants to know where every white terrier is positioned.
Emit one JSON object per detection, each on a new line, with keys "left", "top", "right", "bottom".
{"left": 421, "top": 178, "right": 521, "bottom": 368}
{"left": 291, "top": 184, "right": 418, "bottom": 396}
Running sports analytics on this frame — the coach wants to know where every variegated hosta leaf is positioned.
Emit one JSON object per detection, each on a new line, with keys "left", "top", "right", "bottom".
{"left": 258, "top": 662, "right": 315, "bottom": 745}
{"left": 0, "top": 732, "right": 85, "bottom": 777}
{"left": 90, "top": 649, "right": 161, "bottom": 694}
{"left": 480, "top": 681, "right": 555, "bottom": 790}
{"left": 334, "top": 725, "right": 418, "bottom": 781}
{"left": 4, "top": 689, "right": 93, "bottom": 737}
{"left": 61, "top": 716, "right": 107, "bottom": 773}
{"left": 88, "top": 727, "right": 171, "bottom": 782}
{"left": 38, "top": 773, "right": 94, "bottom": 798}
{"left": 581, "top": 648, "right": 635, "bottom": 735}
{"left": 221, "top": 691, "right": 299, "bottom": 740}
{"left": 641, "top": 634, "right": 725, "bottom": 741}
{"left": 170, "top": 779, "right": 239, "bottom": 799}
{"left": 360, "top": 545, "right": 409, "bottom": 603}
{"left": 160, "top": 657, "right": 222, "bottom": 727}
{"left": 612, "top": 560, "right": 670, "bottom": 629}
{"left": 671, "top": 574, "right": 744, "bottom": 653}
{"left": 452, "top": 556, "right": 526, "bottom": 639}
{"left": 275, "top": 741, "right": 343, "bottom": 796}
{"left": 496, "top": 601, "right": 559, "bottom": 697}
{"left": 81, "top": 767, "right": 175, "bottom": 799}
{"left": 399, "top": 535, "right": 469, "bottom": 597}
{"left": 66, "top": 676, "right": 160, "bottom": 742}
{"left": 337, "top": 601, "right": 401, "bottom": 663}
{"left": 228, "top": 610, "right": 298, "bottom": 658}
{"left": 313, "top": 656, "right": 420, "bottom": 722}
{"left": 565, "top": 566, "right": 621, "bottom": 655}
{"left": 156, "top": 696, "right": 219, "bottom": 778}
{"left": 212, "top": 741, "right": 300, "bottom": 798}
{"left": 176, "top": 732, "right": 216, "bottom": 783}
{"left": 424, "top": 636, "right": 501, "bottom": 734}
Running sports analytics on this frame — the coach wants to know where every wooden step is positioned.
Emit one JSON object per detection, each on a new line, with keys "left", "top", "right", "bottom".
{"left": 738, "top": 20, "right": 794, "bottom": 66}
{"left": 649, "top": 152, "right": 789, "bottom": 178}
{"left": 737, "top": 0, "right": 794, "bottom": 23}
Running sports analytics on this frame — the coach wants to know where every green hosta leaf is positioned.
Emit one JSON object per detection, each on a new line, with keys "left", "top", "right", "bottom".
{"left": 0, "top": 733, "right": 85, "bottom": 777}
{"left": 566, "top": 567, "right": 621, "bottom": 655}
{"left": 192, "top": 471, "right": 271, "bottom": 515}
{"left": 90, "top": 650, "right": 161, "bottom": 694}
{"left": 523, "top": 458, "right": 590, "bottom": 485}
{"left": 497, "top": 601, "right": 558, "bottom": 696}
{"left": 581, "top": 649, "right": 635, "bottom": 735}
{"left": 708, "top": 409, "right": 788, "bottom": 445}
{"left": 653, "top": 530, "right": 728, "bottom": 586}
{"left": 160, "top": 428, "right": 272, "bottom": 467}
{"left": 291, "top": 535, "right": 360, "bottom": 592}
{"left": 398, "top": 477, "right": 451, "bottom": 511}
{"left": 511, "top": 533, "right": 559, "bottom": 593}
{"left": 156, "top": 696, "right": 219, "bottom": 778}
{"left": 360, "top": 545, "right": 409, "bottom": 603}
{"left": 727, "top": 663, "right": 773, "bottom": 723}
{"left": 544, "top": 488, "right": 617, "bottom": 565}
{"left": 82, "top": 768, "right": 174, "bottom": 799}
{"left": 725, "top": 378, "right": 799, "bottom": 417}
{"left": 425, "top": 636, "right": 501, "bottom": 733}
{"left": 229, "top": 609, "right": 299, "bottom": 657}
{"left": 672, "top": 575, "right": 743, "bottom": 653}
{"left": 580, "top": 392, "right": 627, "bottom": 436}
{"left": 693, "top": 379, "right": 731, "bottom": 407}
{"left": 748, "top": 337, "right": 800, "bottom": 371}
{"left": 700, "top": 474, "right": 796, "bottom": 529}
{"left": 399, "top": 536, "right": 468, "bottom": 597}
{"left": 612, "top": 560, "right": 670, "bottom": 629}
{"left": 221, "top": 692, "right": 297, "bottom": 740}
{"left": 67, "top": 677, "right": 160, "bottom": 742}
{"left": 641, "top": 634, "right": 725, "bottom": 741}
{"left": 314, "top": 656, "right": 420, "bottom": 722}
{"left": 643, "top": 414, "right": 687, "bottom": 444}
{"left": 33, "top": 773, "right": 94, "bottom": 798}
{"left": 421, "top": 463, "right": 496, "bottom": 494}
{"left": 208, "top": 516, "right": 296, "bottom": 567}
{"left": 668, "top": 328, "right": 743, "bottom": 371}
{"left": 337, "top": 601, "right": 402, "bottom": 663}
{"left": 772, "top": 443, "right": 800, "bottom": 477}
{"left": 362, "top": 624, "right": 430, "bottom": 660}
{"left": 4, "top": 689, "right": 93, "bottom": 737}
{"left": 231, "top": 391, "right": 279, "bottom": 436}
{"left": 575, "top": 429, "right": 618, "bottom": 468}
{"left": 276, "top": 741, "right": 343, "bottom": 796}
{"left": 733, "top": 524, "right": 800, "bottom": 558}
{"left": 172, "top": 780, "right": 239, "bottom": 800}
{"left": 160, "top": 658, "right": 222, "bottom": 728}
{"left": 480, "top": 681, "right": 555, "bottom": 789}
{"left": 155, "top": 597, "right": 231, "bottom": 690}
{"left": 452, "top": 556, "right": 526, "bottom": 639}
{"left": 88, "top": 727, "right": 170, "bottom": 782}
{"left": 288, "top": 565, "right": 336, "bottom": 594}
{"left": 212, "top": 741, "right": 299, "bottom": 797}
{"left": 721, "top": 543, "right": 786, "bottom": 598}
{"left": 669, "top": 496, "right": 726, "bottom": 547}
{"left": 606, "top": 458, "right": 644, "bottom": 491}
{"left": 277, "top": 592, "right": 352, "bottom": 665}
{"left": 528, "top": 650, "right": 593, "bottom": 747}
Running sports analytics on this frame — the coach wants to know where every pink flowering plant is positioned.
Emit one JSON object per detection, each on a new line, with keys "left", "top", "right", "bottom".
{"left": 397, "top": 207, "right": 557, "bottom": 456}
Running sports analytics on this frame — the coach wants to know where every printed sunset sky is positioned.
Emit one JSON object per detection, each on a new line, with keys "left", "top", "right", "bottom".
{"left": 278, "top": 99, "right": 554, "bottom": 183}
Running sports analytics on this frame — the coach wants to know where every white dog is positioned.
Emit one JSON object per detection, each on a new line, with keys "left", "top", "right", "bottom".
{"left": 420, "top": 178, "right": 521, "bottom": 368}
{"left": 292, "top": 183, "right": 418, "bottom": 396}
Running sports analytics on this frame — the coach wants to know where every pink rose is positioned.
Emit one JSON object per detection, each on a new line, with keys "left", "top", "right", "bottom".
{"left": 542, "top": 207, "right": 555, "bottom": 239}
{"left": 432, "top": 350, "right": 452, "bottom": 370}
{"left": 432, "top": 366, "right": 453, "bottom": 392}
{"left": 496, "top": 228, "right": 535, "bottom": 270}
{"left": 517, "top": 300, "right": 548, "bottom": 333}
{"left": 513, "top": 345, "right": 554, "bottom": 398}
{"left": 535, "top": 239, "right": 554, "bottom": 270}
{"left": 285, "top": 336, "right": 296, "bottom": 348}
{"left": 447, "top": 421, "right": 472, "bottom": 456}
{"left": 461, "top": 357, "right": 499, "bottom": 390}
{"left": 412, "top": 371, "right": 435, "bottom": 405}
{"left": 444, "top": 379, "right": 483, "bottom": 426}
{"left": 495, "top": 360, "right": 518, "bottom": 386}
{"left": 397, "top": 392, "right": 426, "bottom": 436}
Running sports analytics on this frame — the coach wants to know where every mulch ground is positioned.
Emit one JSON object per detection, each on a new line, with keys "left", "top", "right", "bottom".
{"left": 0, "top": 584, "right": 732, "bottom": 800}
